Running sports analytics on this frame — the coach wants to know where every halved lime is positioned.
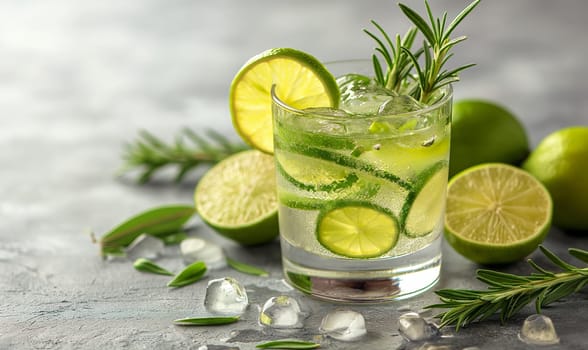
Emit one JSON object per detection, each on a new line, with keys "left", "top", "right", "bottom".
{"left": 276, "top": 151, "right": 359, "bottom": 192}
{"left": 401, "top": 161, "right": 449, "bottom": 237}
{"left": 194, "top": 150, "right": 278, "bottom": 245}
{"left": 230, "top": 48, "right": 340, "bottom": 154}
{"left": 444, "top": 163, "right": 552, "bottom": 264}
{"left": 316, "top": 201, "right": 399, "bottom": 258}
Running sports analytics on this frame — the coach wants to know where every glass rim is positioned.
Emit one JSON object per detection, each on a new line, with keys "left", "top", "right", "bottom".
{"left": 271, "top": 60, "right": 453, "bottom": 121}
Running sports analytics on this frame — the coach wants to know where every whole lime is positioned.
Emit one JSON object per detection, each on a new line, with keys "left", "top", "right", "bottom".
{"left": 450, "top": 99, "right": 529, "bottom": 177}
{"left": 522, "top": 126, "right": 588, "bottom": 231}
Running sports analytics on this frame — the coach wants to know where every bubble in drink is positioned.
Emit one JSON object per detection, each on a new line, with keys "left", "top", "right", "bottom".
{"left": 125, "top": 233, "right": 165, "bottom": 261}
{"left": 398, "top": 312, "right": 439, "bottom": 341}
{"left": 518, "top": 314, "right": 559, "bottom": 345}
{"left": 259, "top": 295, "right": 303, "bottom": 328}
{"left": 181, "top": 237, "right": 226, "bottom": 269}
{"left": 204, "top": 277, "right": 248, "bottom": 315}
{"left": 319, "top": 309, "right": 367, "bottom": 341}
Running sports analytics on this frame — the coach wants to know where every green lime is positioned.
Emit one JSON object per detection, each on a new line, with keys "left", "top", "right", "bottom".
{"left": 194, "top": 150, "right": 278, "bottom": 245}
{"left": 230, "top": 48, "right": 340, "bottom": 154}
{"left": 316, "top": 201, "right": 399, "bottom": 258}
{"left": 401, "top": 162, "right": 449, "bottom": 237}
{"left": 522, "top": 126, "right": 588, "bottom": 231}
{"left": 444, "top": 163, "right": 552, "bottom": 264}
{"left": 276, "top": 151, "right": 359, "bottom": 193}
{"left": 450, "top": 99, "right": 529, "bottom": 177}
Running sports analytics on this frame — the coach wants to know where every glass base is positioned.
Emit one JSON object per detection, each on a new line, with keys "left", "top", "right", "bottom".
{"left": 281, "top": 235, "right": 442, "bottom": 302}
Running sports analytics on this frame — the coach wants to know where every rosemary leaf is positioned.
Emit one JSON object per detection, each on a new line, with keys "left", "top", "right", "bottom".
{"left": 256, "top": 339, "right": 321, "bottom": 349}
{"left": 98, "top": 205, "right": 196, "bottom": 257}
{"left": 167, "top": 261, "right": 207, "bottom": 288}
{"left": 173, "top": 315, "right": 239, "bottom": 326}
{"left": 227, "top": 257, "right": 269, "bottom": 277}
{"left": 133, "top": 258, "right": 174, "bottom": 276}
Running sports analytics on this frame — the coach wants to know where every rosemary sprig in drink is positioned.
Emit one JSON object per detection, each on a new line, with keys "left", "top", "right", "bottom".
{"left": 120, "top": 128, "right": 247, "bottom": 183}
{"left": 367, "top": 0, "right": 480, "bottom": 103}
{"left": 427, "top": 246, "right": 588, "bottom": 330}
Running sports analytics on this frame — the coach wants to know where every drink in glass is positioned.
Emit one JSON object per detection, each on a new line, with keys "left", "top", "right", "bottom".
{"left": 272, "top": 60, "right": 452, "bottom": 302}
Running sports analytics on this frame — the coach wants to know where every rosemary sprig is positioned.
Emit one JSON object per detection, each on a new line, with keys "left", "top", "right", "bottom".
{"left": 427, "top": 246, "right": 588, "bottom": 331}
{"left": 364, "top": 24, "right": 419, "bottom": 93}
{"left": 399, "top": 0, "right": 479, "bottom": 102}
{"left": 120, "top": 128, "right": 248, "bottom": 183}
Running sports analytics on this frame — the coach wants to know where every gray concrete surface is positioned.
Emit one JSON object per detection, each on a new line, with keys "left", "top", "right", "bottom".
{"left": 1, "top": 0, "right": 588, "bottom": 349}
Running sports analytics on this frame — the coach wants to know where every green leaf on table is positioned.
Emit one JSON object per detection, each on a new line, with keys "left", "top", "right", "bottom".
{"left": 227, "top": 257, "right": 269, "bottom": 277}
{"left": 173, "top": 315, "right": 240, "bottom": 326}
{"left": 256, "top": 339, "right": 321, "bottom": 349}
{"left": 98, "top": 204, "right": 196, "bottom": 257}
{"left": 133, "top": 258, "right": 174, "bottom": 276}
{"left": 167, "top": 261, "right": 207, "bottom": 288}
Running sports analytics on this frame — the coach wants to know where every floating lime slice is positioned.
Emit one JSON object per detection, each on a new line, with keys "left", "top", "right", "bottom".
{"left": 316, "top": 201, "right": 399, "bottom": 258}
{"left": 276, "top": 151, "right": 359, "bottom": 193}
{"left": 401, "top": 161, "right": 449, "bottom": 237}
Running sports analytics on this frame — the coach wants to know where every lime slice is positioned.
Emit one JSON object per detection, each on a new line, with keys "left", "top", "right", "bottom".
{"left": 316, "top": 202, "right": 399, "bottom": 258}
{"left": 194, "top": 150, "right": 279, "bottom": 245}
{"left": 276, "top": 151, "right": 358, "bottom": 192}
{"left": 230, "top": 48, "right": 340, "bottom": 154}
{"left": 444, "top": 163, "right": 552, "bottom": 264}
{"left": 401, "top": 161, "right": 449, "bottom": 237}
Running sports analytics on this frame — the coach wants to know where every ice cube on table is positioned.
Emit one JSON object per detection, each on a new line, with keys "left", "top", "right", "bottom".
{"left": 204, "top": 277, "right": 248, "bottom": 315}
{"left": 259, "top": 295, "right": 303, "bottom": 329}
{"left": 518, "top": 314, "right": 559, "bottom": 345}
{"left": 319, "top": 309, "right": 367, "bottom": 341}
{"left": 398, "top": 312, "right": 439, "bottom": 341}
{"left": 180, "top": 237, "right": 226, "bottom": 269}
{"left": 125, "top": 233, "right": 165, "bottom": 261}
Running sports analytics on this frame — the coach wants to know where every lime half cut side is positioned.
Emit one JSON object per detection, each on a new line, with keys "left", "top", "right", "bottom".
{"left": 316, "top": 201, "right": 399, "bottom": 258}
{"left": 194, "top": 150, "right": 279, "bottom": 245}
{"left": 444, "top": 163, "right": 552, "bottom": 264}
{"left": 401, "top": 161, "right": 449, "bottom": 237}
{"left": 230, "top": 48, "right": 340, "bottom": 154}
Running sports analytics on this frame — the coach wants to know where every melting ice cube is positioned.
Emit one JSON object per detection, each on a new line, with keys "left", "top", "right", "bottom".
{"left": 319, "top": 310, "right": 367, "bottom": 341}
{"left": 204, "top": 277, "right": 248, "bottom": 315}
{"left": 398, "top": 312, "right": 440, "bottom": 341}
{"left": 125, "top": 233, "right": 165, "bottom": 261}
{"left": 377, "top": 95, "right": 424, "bottom": 116}
{"left": 519, "top": 314, "right": 559, "bottom": 345}
{"left": 259, "top": 295, "right": 303, "bottom": 329}
{"left": 181, "top": 237, "right": 226, "bottom": 269}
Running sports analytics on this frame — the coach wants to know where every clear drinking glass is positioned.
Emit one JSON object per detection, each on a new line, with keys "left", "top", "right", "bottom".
{"left": 271, "top": 60, "right": 452, "bottom": 302}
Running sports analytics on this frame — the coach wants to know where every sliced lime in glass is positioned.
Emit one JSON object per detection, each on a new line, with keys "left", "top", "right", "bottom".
{"left": 401, "top": 161, "right": 449, "bottom": 237}
{"left": 276, "top": 151, "right": 359, "bottom": 193}
{"left": 316, "top": 201, "right": 399, "bottom": 258}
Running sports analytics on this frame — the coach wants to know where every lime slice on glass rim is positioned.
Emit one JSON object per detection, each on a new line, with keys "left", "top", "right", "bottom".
{"left": 230, "top": 47, "right": 340, "bottom": 154}
{"left": 444, "top": 163, "right": 552, "bottom": 264}
{"left": 316, "top": 201, "right": 399, "bottom": 258}
{"left": 401, "top": 161, "right": 449, "bottom": 237}
{"left": 194, "top": 150, "right": 279, "bottom": 245}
